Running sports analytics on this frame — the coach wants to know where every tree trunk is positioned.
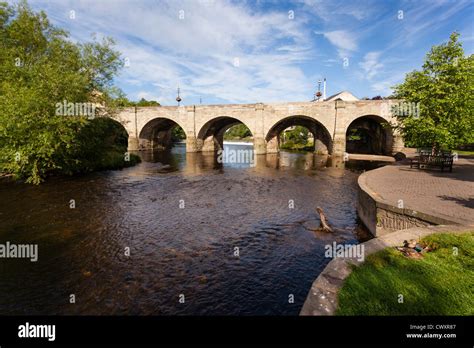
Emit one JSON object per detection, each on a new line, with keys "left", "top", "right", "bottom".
{"left": 316, "top": 207, "right": 333, "bottom": 233}
{"left": 431, "top": 141, "right": 439, "bottom": 155}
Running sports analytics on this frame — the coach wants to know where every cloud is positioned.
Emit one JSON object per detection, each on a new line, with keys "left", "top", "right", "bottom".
{"left": 359, "top": 52, "right": 384, "bottom": 80}
{"left": 300, "top": 0, "right": 376, "bottom": 22}
{"left": 30, "top": 0, "right": 316, "bottom": 104}
{"left": 27, "top": 0, "right": 473, "bottom": 102}
{"left": 322, "top": 30, "right": 358, "bottom": 58}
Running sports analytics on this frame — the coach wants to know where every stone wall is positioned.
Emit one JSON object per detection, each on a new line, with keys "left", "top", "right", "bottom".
{"left": 357, "top": 169, "right": 458, "bottom": 237}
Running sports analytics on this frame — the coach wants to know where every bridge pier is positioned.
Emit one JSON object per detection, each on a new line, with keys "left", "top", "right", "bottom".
{"left": 331, "top": 133, "right": 346, "bottom": 157}
{"left": 128, "top": 136, "right": 139, "bottom": 151}
{"left": 253, "top": 137, "right": 267, "bottom": 155}
{"left": 186, "top": 135, "right": 199, "bottom": 152}
{"left": 266, "top": 136, "right": 279, "bottom": 154}
{"left": 198, "top": 135, "right": 222, "bottom": 152}
{"left": 314, "top": 139, "right": 329, "bottom": 155}
{"left": 392, "top": 132, "right": 405, "bottom": 154}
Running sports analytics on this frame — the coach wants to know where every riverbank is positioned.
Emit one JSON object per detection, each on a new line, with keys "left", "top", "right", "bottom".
{"left": 0, "top": 150, "right": 141, "bottom": 184}
{"left": 300, "top": 156, "right": 474, "bottom": 315}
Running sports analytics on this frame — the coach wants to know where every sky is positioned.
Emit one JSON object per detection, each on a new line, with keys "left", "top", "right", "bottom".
{"left": 21, "top": 0, "right": 474, "bottom": 105}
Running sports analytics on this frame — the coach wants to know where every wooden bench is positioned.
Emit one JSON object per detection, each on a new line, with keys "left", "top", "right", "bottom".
{"left": 410, "top": 152, "right": 454, "bottom": 172}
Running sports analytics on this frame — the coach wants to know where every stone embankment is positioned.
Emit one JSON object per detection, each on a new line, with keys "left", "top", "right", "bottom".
{"left": 300, "top": 156, "right": 474, "bottom": 315}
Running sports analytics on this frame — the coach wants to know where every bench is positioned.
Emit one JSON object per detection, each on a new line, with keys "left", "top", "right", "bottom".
{"left": 410, "top": 152, "right": 454, "bottom": 172}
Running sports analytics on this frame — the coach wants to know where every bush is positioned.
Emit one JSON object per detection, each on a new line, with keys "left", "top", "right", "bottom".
{"left": 0, "top": 1, "right": 127, "bottom": 183}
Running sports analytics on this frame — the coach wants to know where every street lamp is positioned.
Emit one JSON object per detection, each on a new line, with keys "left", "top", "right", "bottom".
{"left": 176, "top": 87, "right": 182, "bottom": 106}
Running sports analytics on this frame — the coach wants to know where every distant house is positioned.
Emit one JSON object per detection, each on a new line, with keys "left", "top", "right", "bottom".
{"left": 324, "top": 91, "right": 359, "bottom": 102}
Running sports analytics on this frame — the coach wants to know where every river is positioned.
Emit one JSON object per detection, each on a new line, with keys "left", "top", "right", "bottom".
{"left": 0, "top": 143, "right": 379, "bottom": 315}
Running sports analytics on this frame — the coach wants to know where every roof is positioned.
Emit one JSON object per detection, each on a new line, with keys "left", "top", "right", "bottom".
{"left": 325, "top": 91, "right": 359, "bottom": 101}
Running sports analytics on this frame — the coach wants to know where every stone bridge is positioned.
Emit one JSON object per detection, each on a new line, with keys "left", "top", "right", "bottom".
{"left": 111, "top": 99, "right": 404, "bottom": 156}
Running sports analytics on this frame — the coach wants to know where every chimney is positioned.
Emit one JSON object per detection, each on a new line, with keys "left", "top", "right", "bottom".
{"left": 323, "top": 78, "right": 327, "bottom": 100}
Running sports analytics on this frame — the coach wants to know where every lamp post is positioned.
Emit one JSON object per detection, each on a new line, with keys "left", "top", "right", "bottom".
{"left": 314, "top": 80, "right": 322, "bottom": 101}
{"left": 176, "top": 87, "right": 182, "bottom": 106}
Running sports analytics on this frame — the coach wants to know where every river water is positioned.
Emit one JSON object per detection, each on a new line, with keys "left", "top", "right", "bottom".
{"left": 0, "top": 144, "right": 378, "bottom": 315}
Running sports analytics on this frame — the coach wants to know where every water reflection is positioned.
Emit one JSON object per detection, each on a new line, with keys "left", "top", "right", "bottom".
{"left": 139, "top": 143, "right": 359, "bottom": 174}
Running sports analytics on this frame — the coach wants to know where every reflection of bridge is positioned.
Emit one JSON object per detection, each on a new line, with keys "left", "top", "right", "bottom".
{"left": 112, "top": 100, "right": 404, "bottom": 156}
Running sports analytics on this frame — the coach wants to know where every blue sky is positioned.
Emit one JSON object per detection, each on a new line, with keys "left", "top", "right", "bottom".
{"left": 22, "top": 0, "right": 474, "bottom": 105}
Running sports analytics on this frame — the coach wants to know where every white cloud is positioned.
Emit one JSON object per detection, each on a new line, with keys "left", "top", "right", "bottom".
{"left": 322, "top": 30, "right": 358, "bottom": 58}
{"left": 31, "top": 0, "right": 316, "bottom": 104}
{"left": 359, "top": 51, "right": 384, "bottom": 80}
{"left": 300, "top": 0, "right": 376, "bottom": 22}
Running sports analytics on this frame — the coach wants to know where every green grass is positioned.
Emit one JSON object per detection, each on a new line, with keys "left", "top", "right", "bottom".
{"left": 454, "top": 149, "right": 474, "bottom": 156}
{"left": 336, "top": 232, "right": 474, "bottom": 315}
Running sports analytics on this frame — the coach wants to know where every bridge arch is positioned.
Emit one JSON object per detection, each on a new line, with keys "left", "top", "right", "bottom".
{"left": 345, "top": 114, "right": 393, "bottom": 155}
{"left": 138, "top": 117, "right": 187, "bottom": 151}
{"left": 197, "top": 116, "right": 254, "bottom": 152}
{"left": 265, "top": 115, "right": 332, "bottom": 154}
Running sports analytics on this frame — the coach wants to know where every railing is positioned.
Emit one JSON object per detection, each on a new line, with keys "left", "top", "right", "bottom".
{"left": 411, "top": 149, "right": 454, "bottom": 172}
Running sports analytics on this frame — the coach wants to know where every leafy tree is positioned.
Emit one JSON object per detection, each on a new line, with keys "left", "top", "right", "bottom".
{"left": 393, "top": 32, "right": 474, "bottom": 151}
{"left": 110, "top": 93, "right": 161, "bottom": 107}
{"left": 171, "top": 126, "right": 186, "bottom": 142}
{"left": 283, "top": 126, "right": 309, "bottom": 145}
{"left": 224, "top": 124, "right": 252, "bottom": 140}
{"left": 0, "top": 1, "right": 130, "bottom": 183}
{"left": 135, "top": 98, "right": 160, "bottom": 107}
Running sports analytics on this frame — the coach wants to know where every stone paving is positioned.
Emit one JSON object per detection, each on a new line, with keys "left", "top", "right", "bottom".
{"left": 363, "top": 157, "right": 474, "bottom": 226}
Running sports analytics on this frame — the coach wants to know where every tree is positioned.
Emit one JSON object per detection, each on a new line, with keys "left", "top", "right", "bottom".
{"left": 171, "top": 126, "right": 186, "bottom": 142}
{"left": 135, "top": 98, "right": 160, "bottom": 107}
{"left": 224, "top": 124, "right": 251, "bottom": 140}
{"left": 108, "top": 91, "right": 161, "bottom": 108}
{"left": 0, "top": 1, "right": 129, "bottom": 183}
{"left": 284, "top": 126, "right": 309, "bottom": 145}
{"left": 392, "top": 32, "right": 474, "bottom": 151}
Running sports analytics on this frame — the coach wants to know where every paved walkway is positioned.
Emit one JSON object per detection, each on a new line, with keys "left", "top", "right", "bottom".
{"left": 363, "top": 157, "right": 474, "bottom": 226}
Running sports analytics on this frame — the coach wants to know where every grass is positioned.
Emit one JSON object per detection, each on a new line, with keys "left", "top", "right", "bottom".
{"left": 336, "top": 232, "right": 474, "bottom": 315}
{"left": 454, "top": 149, "right": 474, "bottom": 156}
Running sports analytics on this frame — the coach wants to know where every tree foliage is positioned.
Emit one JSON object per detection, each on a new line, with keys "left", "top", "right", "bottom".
{"left": 171, "top": 126, "right": 186, "bottom": 142}
{"left": 283, "top": 126, "right": 309, "bottom": 145}
{"left": 112, "top": 93, "right": 161, "bottom": 107}
{"left": 393, "top": 32, "right": 474, "bottom": 149}
{"left": 0, "top": 1, "right": 134, "bottom": 183}
{"left": 224, "top": 124, "right": 252, "bottom": 140}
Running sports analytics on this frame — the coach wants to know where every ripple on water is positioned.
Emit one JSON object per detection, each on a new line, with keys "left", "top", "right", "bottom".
{"left": 0, "top": 145, "right": 375, "bottom": 315}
